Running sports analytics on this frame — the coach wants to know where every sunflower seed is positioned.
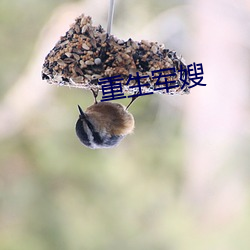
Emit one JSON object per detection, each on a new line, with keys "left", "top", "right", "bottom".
{"left": 82, "top": 43, "right": 90, "bottom": 50}
{"left": 85, "top": 60, "right": 94, "bottom": 65}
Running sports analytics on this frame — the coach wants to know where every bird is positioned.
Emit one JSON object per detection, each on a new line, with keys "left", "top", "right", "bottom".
{"left": 75, "top": 90, "right": 136, "bottom": 149}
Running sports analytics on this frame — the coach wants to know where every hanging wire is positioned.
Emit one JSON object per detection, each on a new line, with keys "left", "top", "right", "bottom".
{"left": 107, "top": 0, "right": 115, "bottom": 34}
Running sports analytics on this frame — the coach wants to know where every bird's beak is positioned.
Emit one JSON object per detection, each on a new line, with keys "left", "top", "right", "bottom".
{"left": 77, "top": 105, "right": 86, "bottom": 119}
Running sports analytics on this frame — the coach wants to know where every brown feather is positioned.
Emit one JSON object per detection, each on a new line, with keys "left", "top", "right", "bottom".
{"left": 85, "top": 102, "right": 134, "bottom": 135}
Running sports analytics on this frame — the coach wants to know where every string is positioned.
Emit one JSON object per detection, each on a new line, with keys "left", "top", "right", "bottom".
{"left": 107, "top": 0, "right": 115, "bottom": 34}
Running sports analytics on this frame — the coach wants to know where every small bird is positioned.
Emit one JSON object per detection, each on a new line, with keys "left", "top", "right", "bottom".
{"left": 75, "top": 91, "right": 135, "bottom": 149}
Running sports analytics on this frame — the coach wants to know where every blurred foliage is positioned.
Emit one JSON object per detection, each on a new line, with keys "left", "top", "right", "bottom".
{"left": 1, "top": 1, "right": 250, "bottom": 250}
{"left": 0, "top": 0, "right": 72, "bottom": 98}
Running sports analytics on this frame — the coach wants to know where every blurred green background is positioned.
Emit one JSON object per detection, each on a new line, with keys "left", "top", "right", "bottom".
{"left": 1, "top": 0, "right": 250, "bottom": 250}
